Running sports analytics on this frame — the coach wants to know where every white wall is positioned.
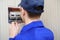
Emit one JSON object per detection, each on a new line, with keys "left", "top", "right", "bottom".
{"left": 0, "top": 0, "right": 59, "bottom": 40}
{"left": 0, "top": 0, "right": 8, "bottom": 40}
{"left": 41, "top": 0, "right": 59, "bottom": 40}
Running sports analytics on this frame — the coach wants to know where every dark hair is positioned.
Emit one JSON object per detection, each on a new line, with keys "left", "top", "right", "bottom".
{"left": 27, "top": 6, "right": 43, "bottom": 18}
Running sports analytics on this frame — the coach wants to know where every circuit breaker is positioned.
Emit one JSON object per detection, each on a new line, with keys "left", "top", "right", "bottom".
{"left": 8, "top": 7, "right": 23, "bottom": 23}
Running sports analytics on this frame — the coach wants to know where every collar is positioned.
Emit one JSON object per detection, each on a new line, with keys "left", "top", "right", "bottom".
{"left": 21, "top": 20, "right": 44, "bottom": 32}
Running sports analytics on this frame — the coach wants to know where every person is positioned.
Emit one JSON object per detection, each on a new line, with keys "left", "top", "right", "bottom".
{"left": 9, "top": 0, "right": 54, "bottom": 40}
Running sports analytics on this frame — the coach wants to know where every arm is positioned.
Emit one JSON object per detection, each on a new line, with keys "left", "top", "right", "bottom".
{"left": 9, "top": 22, "right": 20, "bottom": 40}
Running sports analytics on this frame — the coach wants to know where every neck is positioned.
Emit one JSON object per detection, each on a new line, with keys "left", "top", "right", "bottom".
{"left": 25, "top": 18, "right": 40, "bottom": 25}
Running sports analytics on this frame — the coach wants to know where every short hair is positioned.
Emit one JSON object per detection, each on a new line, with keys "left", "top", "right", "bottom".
{"left": 26, "top": 6, "right": 43, "bottom": 18}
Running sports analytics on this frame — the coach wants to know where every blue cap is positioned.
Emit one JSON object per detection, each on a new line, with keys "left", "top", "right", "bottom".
{"left": 18, "top": 0, "right": 44, "bottom": 14}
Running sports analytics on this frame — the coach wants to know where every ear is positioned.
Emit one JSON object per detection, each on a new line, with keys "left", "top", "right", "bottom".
{"left": 23, "top": 9, "right": 26, "bottom": 16}
{"left": 20, "top": 7, "right": 26, "bottom": 17}
{"left": 23, "top": 10, "right": 25, "bottom": 16}
{"left": 22, "top": 9, "right": 25, "bottom": 17}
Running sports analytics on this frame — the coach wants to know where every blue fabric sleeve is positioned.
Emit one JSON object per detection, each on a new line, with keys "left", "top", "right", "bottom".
{"left": 9, "top": 38, "right": 15, "bottom": 40}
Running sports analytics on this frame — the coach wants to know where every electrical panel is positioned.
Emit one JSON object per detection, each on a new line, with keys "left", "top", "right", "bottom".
{"left": 8, "top": 7, "right": 23, "bottom": 23}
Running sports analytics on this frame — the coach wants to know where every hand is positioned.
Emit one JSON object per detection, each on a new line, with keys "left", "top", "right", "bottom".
{"left": 9, "top": 22, "right": 20, "bottom": 38}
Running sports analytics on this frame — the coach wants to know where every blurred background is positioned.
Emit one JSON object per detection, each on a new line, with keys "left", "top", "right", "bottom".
{"left": 0, "top": 0, "right": 60, "bottom": 40}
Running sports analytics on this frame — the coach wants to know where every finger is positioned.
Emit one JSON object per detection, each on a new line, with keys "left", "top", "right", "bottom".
{"left": 10, "top": 22, "right": 16, "bottom": 27}
{"left": 12, "top": 22, "right": 15, "bottom": 26}
{"left": 16, "top": 22, "right": 19, "bottom": 28}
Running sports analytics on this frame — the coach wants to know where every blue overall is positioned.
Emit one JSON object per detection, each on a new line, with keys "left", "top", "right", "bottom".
{"left": 9, "top": 21, "right": 54, "bottom": 40}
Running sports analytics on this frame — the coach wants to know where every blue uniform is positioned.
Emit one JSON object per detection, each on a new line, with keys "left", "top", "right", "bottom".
{"left": 9, "top": 21, "right": 54, "bottom": 40}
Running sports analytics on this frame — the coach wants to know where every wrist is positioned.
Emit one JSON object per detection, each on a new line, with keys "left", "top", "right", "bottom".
{"left": 9, "top": 32, "right": 17, "bottom": 38}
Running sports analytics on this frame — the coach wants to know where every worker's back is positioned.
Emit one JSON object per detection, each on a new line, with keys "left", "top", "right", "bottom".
{"left": 9, "top": 21, "right": 54, "bottom": 40}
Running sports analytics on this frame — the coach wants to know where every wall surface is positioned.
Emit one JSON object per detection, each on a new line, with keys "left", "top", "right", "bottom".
{"left": 0, "top": 0, "right": 60, "bottom": 40}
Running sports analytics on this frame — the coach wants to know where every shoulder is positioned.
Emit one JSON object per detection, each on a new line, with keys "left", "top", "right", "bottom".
{"left": 34, "top": 27, "right": 54, "bottom": 40}
{"left": 35, "top": 27, "right": 54, "bottom": 34}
